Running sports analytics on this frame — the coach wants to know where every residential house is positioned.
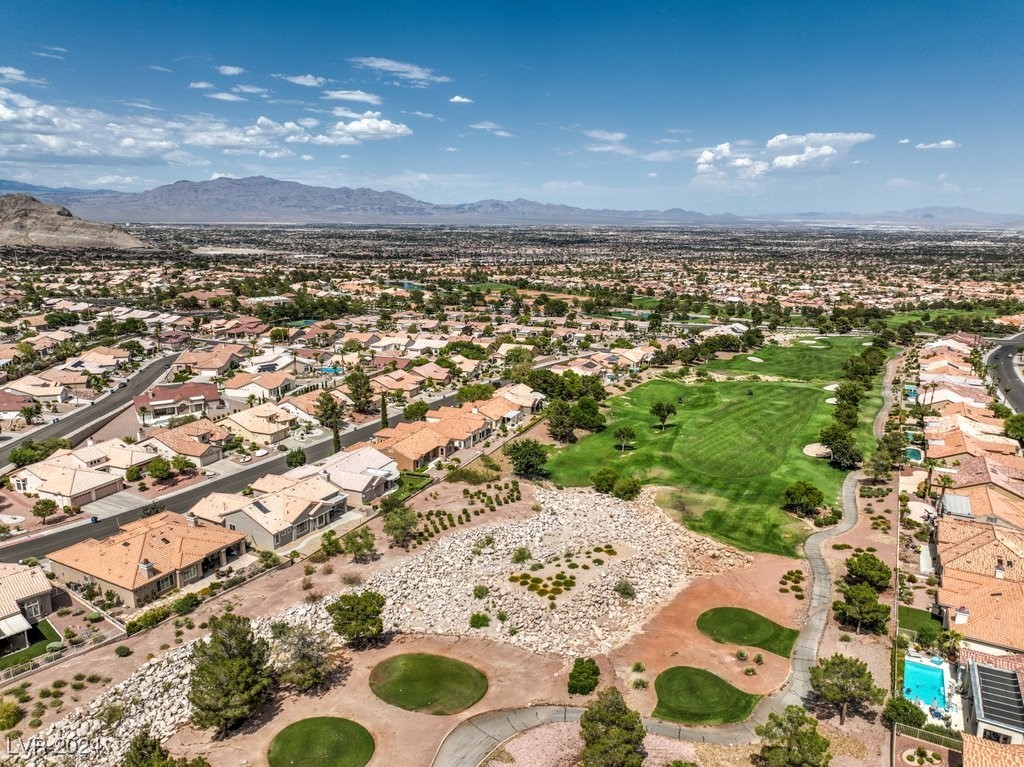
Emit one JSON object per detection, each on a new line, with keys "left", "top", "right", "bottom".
{"left": 286, "top": 446, "right": 399, "bottom": 506}
{"left": 935, "top": 517, "right": 1024, "bottom": 652}
{"left": 138, "top": 418, "right": 231, "bottom": 467}
{"left": 411, "top": 361, "right": 452, "bottom": 385}
{"left": 190, "top": 474, "right": 347, "bottom": 550}
{"left": 133, "top": 382, "right": 222, "bottom": 425}
{"left": 0, "top": 391, "right": 34, "bottom": 421}
{"left": 3, "top": 375, "right": 69, "bottom": 403}
{"left": 371, "top": 370, "right": 424, "bottom": 398}
{"left": 0, "top": 563, "right": 54, "bottom": 655}
{"left": 220, "top": 402, "right": 296, "bottom": 445}
{"left": 171, "top": 345, "right": 244, "bottom": 378}
{"left": 493, "top": 383, "right": 546, "bottom": 415}
{"left": 373, "top": 421, "right": 452, "bottom": 471}
{"left": 958, "top": 650, "right": 1024, "bottom": 746}
{"left": 222, "top": 370, "right": 296, "bottom": 402}
{"left": 279, "top": 387, "right": 352, "bottom": 423}
{"left": 12, "top": 461, "right": 124, "bottom": 508}
{"left": 47, "top": 512, "right": 246, "bottom": 609}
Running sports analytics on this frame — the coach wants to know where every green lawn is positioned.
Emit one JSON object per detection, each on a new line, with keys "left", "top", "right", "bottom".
{"left": 369, "top": 653, "right": 488, "bottom": 715}
{"left": 696, "top": 607, "right": 799, "bottom": 657}
{"left": 392, "top": 472, "right": 433, "bottom": 502}
{"left": 548, "top": 379, "right": 850, "bottom": 556}
{"left": 0, "top": 620, "right": 61, "bottom": 671}
{"left": 898, "top": 605, "right": 942, "bottom": 635}
{"left": 652, "top": 667, "right": 761, "bottom": 724}
{"left": 704, "top": 335, "right": 871, "bottom": 381}
{"left": 268, "top": 717, "right": 374, "bottom": 767}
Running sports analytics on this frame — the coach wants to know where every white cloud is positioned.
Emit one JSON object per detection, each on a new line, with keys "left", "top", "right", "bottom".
{"left": 647, "top": 172, "right": 658, "bottom": 178}
{"left": 470, "top": 121, "right": 513, "bottom": 138}
{"left": 121, "top": 99, "right": 161, "bottom": 111}
{"left": 211, "top": 172, "right": 236, "bottom": 180}
{"left": 937, "top": 172, "right": 961, "bottom": 193}
{"left": 915, "top": 139, "right": 960, "bottom": 150}
{"left": 448, "top": 95, "right": 473, "bottom": 104}
{"left": 331, "top": 107, "right": 381, "bottom": 119}
{"left": 146, "top": 65, "right": 173, "bottom": 73}
{"left": 692, "top": 131, "right": 874, "bottom": 191}
{"left": 339, "top": 154, "right": 350, "bottom": 159}
{"left": 405, "top": 110, "right": 436, "bottom": 119}
{"left": 216, "top": 65, "right": 246, "bottom": 76}
{"left": 0, "top": 67, "right": 45, "bottom": 86}
{"left": 232, "top": 84, "right": 269, "bottom": 95}
{"left": 207, "top": 92, "right": 246, "bottom": 102}
{"left": 89, "top": 175, "right": 141, "bottom": 186}
{"left": 350, "top": 57, "right": 451, "bottom": 85}
{"left": 189, "top": 81, "right": 215, "bottom": 89}
{"left": 584, "top": 129, "right": 627, "bottom": 142}
{"left": 300, "top": 154, "right": 313, "bottom": 161}
{"left": 274, "top": 73, "right": 327, "bottom": 87}
{"left": 33, "top": 51, "right": 65, "bottom": 61}
{"left": 898, "top": 138, "right": 910, "bottom": 144}
{"left": 884, "top": 177, "right": 921, "bottom": 190}
{"left": 297, "top": 118, "right": 320, "bottom": 128}
{"left": 542, "top": 180, "right": 585, "bottom": 191}
{"left": 444, "top": 146, "right": 458, "bottom": 152}
{"left": 322, "top": 89, "right": 382, "bottom": 105}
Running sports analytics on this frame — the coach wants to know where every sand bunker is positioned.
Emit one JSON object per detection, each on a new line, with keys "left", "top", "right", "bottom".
{"left": 823, "top": 383, "right": 839, "bottom": 391}
{"left": 746, "top": 356, "right": 764, "bottom": 362}
{"left": 799, "top": 339, "right": 818, "bottom": 345}
{"left": 803, "top": 443, "right": 831, "bottom": 458}
{"left": 825, "top": 397, "right": 838, "bottom": 404}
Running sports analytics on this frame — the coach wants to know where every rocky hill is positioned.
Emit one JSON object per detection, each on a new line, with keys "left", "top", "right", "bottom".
{"left": 0, "top": 194, "right": 145, "bottom": 249}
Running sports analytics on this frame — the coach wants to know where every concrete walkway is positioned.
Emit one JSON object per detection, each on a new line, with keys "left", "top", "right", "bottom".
{"left": 431, "top": 355, "right": 903, "bottom": 767}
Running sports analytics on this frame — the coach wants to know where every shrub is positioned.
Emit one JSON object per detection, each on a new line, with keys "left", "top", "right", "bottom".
{"left": 568, "top": 657, "right": 600, "bottom": 695}
{"left": 745, "top": 667, "right": 757, "bottom": 676}
{"left": 473, "top": 584, "right": 489, "bottom": 599}
{"left": 84, "top": 611, "right": 103, "bottom": 623}
{"left": 114, "top": 645, "right": 132, "bottom": 658}
{"left": 469, "top": 612, "right": 491, "bottom": 629}
{"left": 737, "top": 649, "right": 748, "bottom": 661}
{"left": 632, "top": 661, "right": 646, "bottom": 673}
{"left": 613, "top": 579, "right": 636, "bottom": 600}
{"left": 170, "top": 592, "right": 200, "bottom": 616}
{"left": 611, "top": 476, "right": 643, "bottom": 501}
{"left": 882, "top": 696, "right": 927, "bottom": 728}
{"left": 754, "top": 654, "right": 764, "bottom": 665}
{"left": 591, "top": 467, "right": 620, "bottom": 494}
{"left": 0, "top": 700, "right": 24, "bottom": 730}
{"left": 632, "top": 678, "right": 649, "bottom": 689}
{"left": 125, "top": 605, "right": 172, "bottom": 635}
{"left": 511, "top": 546, "right": 532, "bottom": 564}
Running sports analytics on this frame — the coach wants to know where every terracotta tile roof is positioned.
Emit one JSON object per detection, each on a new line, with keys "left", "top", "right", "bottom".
{"left": 47, "top": 512, "right": 244, "bottom": 591}
{"left": 148, "top": 418, "right": 229, "bottom": 457}
{"left": 0, "top": 563, "right": 51, "bottom": 620}
{"left": 134, "top": 382, "right": 220, "bottom": 409}
{"left": 937, "top": 572, "right": 1024, "bottom": 651}
{"left": 954, "top": 456, "right": 1024, "bottom": 500}
{"left": 961, "top": 733, "right": 1024, "bottom": 766}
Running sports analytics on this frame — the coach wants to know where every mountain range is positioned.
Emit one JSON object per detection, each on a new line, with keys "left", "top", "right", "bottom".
{"left": 0, "top": 194, "right": 145, "bottom": 249}
{"left": 1, "top": 176, "right": 1022, "bottom": 229}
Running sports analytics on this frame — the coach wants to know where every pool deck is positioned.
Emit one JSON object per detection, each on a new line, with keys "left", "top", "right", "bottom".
{"left": 904, "top": 657, "right": 965, "bottom": 732}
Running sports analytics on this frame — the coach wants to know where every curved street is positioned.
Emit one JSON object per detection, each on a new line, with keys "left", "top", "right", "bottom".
{"left": 988, "top": 331, "right": 1024, "bottom": 412}
{"left": 431, "top": 357, "right": 900, "bottom": 766}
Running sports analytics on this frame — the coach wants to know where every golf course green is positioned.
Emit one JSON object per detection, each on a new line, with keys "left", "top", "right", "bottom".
{"left": 696, "top": 607, "right": 799, "bottom": 657}
{"left": 652, "top": 666, "right": 761, "bottom": 724}
{"left": 369, "top": 653, "right": 488, "bottom": 715}
{"left": 268, "top": 717, "right": 374, "bottom": 767}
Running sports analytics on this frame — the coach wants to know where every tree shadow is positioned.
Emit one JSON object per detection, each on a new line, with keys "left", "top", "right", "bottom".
{"left": 614, "top": 445, "right": 637, "bottom": 452}
{"left": 648, "top": 424, "right": 677, "bottom": 431}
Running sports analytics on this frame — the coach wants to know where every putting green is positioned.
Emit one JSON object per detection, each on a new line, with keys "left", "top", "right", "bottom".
{"left": 369, "top": 653, "right": 488, "bottom": 715}
{"left": 268, "top": 717, "right": 374, "bottom": 767}
{"left": 652, "top": 666, "right": 761, "bottom": 724}
{"left": 696, "top": 607, "right": 799, "bottom": 657}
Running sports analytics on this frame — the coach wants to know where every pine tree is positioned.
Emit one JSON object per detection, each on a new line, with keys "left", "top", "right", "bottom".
{"left": 188, "top": 613, "right": 274, "bottom": 737}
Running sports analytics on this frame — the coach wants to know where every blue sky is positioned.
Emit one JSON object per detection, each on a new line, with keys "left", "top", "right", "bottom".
{"left": 2, "top": 1, "right": 1022, "bottom": 213}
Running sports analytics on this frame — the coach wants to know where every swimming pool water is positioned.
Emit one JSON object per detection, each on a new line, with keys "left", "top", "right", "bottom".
{"left": 904, "top": 659, "right": 946, "bottom": 710}
{"left": 905, "top": 447, "right": 924, "bottom": 462}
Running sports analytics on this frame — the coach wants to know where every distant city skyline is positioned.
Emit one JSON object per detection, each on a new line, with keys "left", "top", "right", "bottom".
{"left": 2, "top": 1, "right": 1022, "bottom": 214}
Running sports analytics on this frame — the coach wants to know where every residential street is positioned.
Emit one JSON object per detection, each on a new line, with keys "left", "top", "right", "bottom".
{"left": 990, "top": 331, "right": 1024, "bottom": 412}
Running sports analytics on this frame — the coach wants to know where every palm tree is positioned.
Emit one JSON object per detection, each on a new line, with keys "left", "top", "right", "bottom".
{"left": 936, "top": 474, "right": 955, "bottom": 514}
{"left": 922, "top": 458, "right": 940, "bottom": 499}
{"left": 138, "top": 406, "right": 149, "bottom": 427}
{"left": 937, "top": 629, "right": 964, "bottom": 661}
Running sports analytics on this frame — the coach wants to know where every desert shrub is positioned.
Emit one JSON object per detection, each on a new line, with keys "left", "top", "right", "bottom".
{"left": 114, "top": 645, "right": 132, "bottom": 658}
{"left": 469, "top": 612, "right": 491, "bottom": 629}
{"left": 614, "top": 579, "right": 636, "bottom": 600}
{"left": 567, "top": 657, "right": 600, "bottom": 695}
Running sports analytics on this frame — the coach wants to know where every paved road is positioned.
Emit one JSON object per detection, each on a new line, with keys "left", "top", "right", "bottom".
{"left": 431, "top": 356, "right": 902, "bottom": 767}
{"left": 0, "top": 353, "right": 179, "bottom": 467}
{"left": 988, "top": 332, "right": 1024, "bottom": 412}
{"left": 0, "top": 389, "right": 462, "bottom": 563}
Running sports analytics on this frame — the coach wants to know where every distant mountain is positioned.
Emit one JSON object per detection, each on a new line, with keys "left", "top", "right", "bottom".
{"left": 0, "top": 194, "right": 146, "bottom": 249}
{"left": 0, "top": 176, "right": 1021, "bottom": 228}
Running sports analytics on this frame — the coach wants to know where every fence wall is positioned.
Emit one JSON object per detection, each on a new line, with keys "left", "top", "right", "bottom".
{"left": 894, "top": 723, "right": 963, "bottom": 752}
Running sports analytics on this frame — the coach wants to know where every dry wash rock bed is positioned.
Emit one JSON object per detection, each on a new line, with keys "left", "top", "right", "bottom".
{"left": 365, "top": 487, "right": 750, "bottom": 656}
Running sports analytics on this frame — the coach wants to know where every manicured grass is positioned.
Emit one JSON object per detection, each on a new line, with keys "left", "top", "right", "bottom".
{"left": 652, "top": 666, "right": 761, "bottom": 724}
{"left": 898, "top": 605, "right": 942, "bottom": 635}
{"left": 392, "top": 472, "right": 433, "bottom": 502}
{"left": 369, "top": 653, "right": 488, "bottom": 715}
{"left": 548, "top": 379, "right": 846, "bottom": 556}
{"left": 0, "top": 620, "right": 61, "bottom": 671}
{"left": 268, "top": 717, "right": 374, "bottom": 767}
{"left": 704, "top": 335, "right": 871, "bottom": 381}
{"left": 696, "top": 607, "right": 799, "bottom": 657}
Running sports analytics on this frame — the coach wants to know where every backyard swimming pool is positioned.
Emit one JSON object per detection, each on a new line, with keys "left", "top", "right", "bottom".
{"left": 906, "top": 447, "right": 924, "bottom": 462}
{"left": 904, "top": 659, "right": 946, "bottom": 710}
